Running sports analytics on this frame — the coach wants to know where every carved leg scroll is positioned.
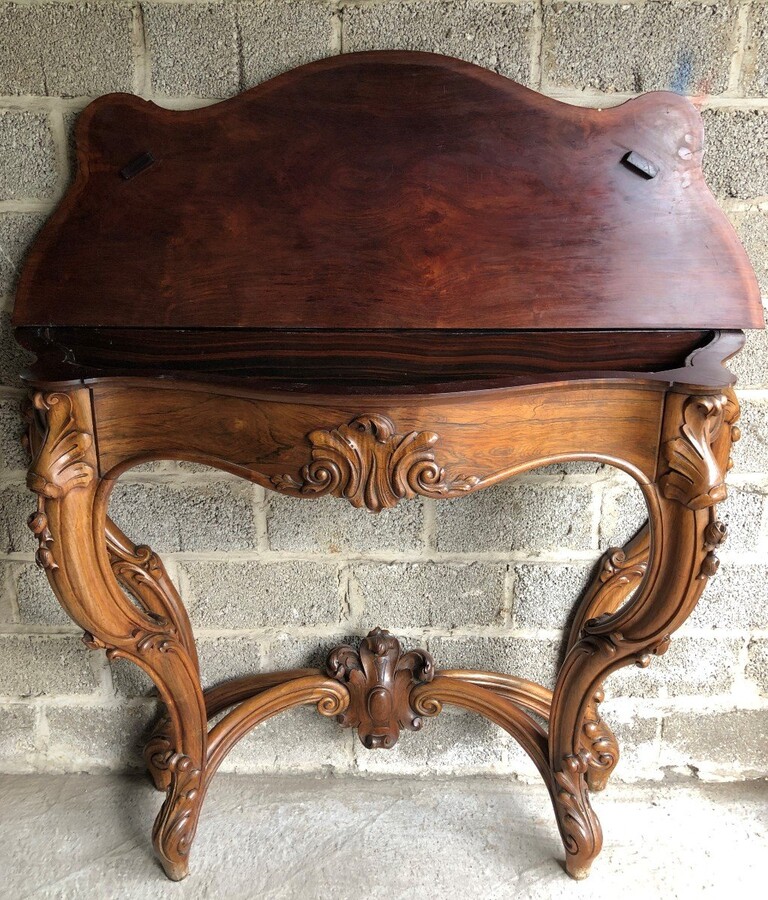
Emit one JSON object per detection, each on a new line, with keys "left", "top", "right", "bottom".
{"left": 26, "top": 390, "right": 208, "bottom": 881}
{"left": 569, "top": 523, "right": 650, "bottom": 791}
{"left": 548, "top": 390, "right": 737, "bottom": 879}
{"left": 105, "top": 517, "right": 199, "bottom": 792}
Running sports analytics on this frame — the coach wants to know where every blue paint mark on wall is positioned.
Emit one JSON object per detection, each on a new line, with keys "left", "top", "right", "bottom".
{"left": 671, "top": 52, "right": 693, "bottom": 95}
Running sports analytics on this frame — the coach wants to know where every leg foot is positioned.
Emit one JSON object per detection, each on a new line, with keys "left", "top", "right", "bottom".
{"left": 566, "top": 863, "right": 592, "bottom": 881}
{"left": 152, "top": 752, "right": 204, "bottom": 882}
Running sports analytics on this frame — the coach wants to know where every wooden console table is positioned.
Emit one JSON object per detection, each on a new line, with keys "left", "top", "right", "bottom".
{"left": 11, "top": 52, "right": 763, "bottom": 881}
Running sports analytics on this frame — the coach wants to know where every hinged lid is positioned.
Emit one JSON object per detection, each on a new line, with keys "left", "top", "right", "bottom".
{"left": 13, "top": 51, "right": 763, "bottom": 331}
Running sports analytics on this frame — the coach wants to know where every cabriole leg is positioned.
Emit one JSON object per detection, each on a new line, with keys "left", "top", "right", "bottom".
{"left": 548, "top": 390, "right": 737, "bottom": 879}
{"left": 25, "top": 390, "right": 208, "bottom": 881}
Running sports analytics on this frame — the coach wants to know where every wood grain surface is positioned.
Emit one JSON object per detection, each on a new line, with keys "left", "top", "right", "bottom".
{"left": 13, "top": 51, "right": 762, "bottom": 332}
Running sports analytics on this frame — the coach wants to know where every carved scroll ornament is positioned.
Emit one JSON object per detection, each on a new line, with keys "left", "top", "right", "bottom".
{"left": 272, "top": 414, "right": 478, "bottom": 512}
{"left": 327, "top": 628, "right": 434, "bottom": 748}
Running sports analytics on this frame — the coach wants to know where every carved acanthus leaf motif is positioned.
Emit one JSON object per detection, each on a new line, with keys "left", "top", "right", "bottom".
{"left": 327, "top": 627, "right": 434, "bottom": 748}
{"left": 26, "top": 392, "right": 94, "bottom": 500}
{"left": 660, "top": 395, "right": 728, "bottom": 510}
{"left": 272, "top": 414, "right": 479, "bottom": 512}
{"left": 153, "top": 752, "right": 203, "bottom": 865}
{"left": 108, "top": 540, "right": 176, "bottom": 623}
{"left": 553, "top": 750, "right": 600, "bottom": 872}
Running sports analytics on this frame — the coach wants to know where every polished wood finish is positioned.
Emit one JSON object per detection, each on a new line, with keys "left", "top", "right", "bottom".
{"left": 327, "top": 627, "right": 435, "bottom": 748}
{"left": 13, "top": 51, "right": 760, "bottom": 885}
{"left": 12, "top": 51, "right": 762, "bottom": 335}
{"left": 22, "top": 377, "right": 740, "bottom": 880}
{"left": 13, "top": 326, "right": 715, "bottom": 386}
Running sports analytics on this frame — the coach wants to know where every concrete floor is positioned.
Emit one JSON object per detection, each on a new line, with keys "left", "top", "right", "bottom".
{"left": 0, "top": 775, "right": 766, "bottom": 899}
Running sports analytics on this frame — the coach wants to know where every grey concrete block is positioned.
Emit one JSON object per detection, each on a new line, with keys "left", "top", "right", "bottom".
{"left": 45, "top": 703, "right": 157, "bottom": 771}
{"left": 543, "top": 2, "right": 737, "bottom": 94}
{"left": 688, "top": 564, "right": 768, "bottom": 630}
{"left": 238, "top": 0, "right": 335, "bottom": 87}
{"left": 147, "top": 0, "right": 333, "bottom": 97}
{"left": 144, "top": 3, "right": 239, "bottom": 97}
{"left": 344, "top": 2, "right": 535, "bottom": 83}
{"left": 0, "top": 213, "right": 45, "bottom": 297}
{"left": 435, "top": 482, "right": 595, "bottom": 553}
{"left": 598, "top": 479, "right": 648, "bottom": 550}
{"left": 609, "top": 636, "right": 742, "bottom": 699}
{"left": 0, "top": 635, "right": 101, "bottom": 698}
{"left": 13, "top": 562, "right": 70, "bottom": 627}
{"left": 221, "top": 707, "right": 352, "bottom": 773}
{"left": 742, "top": 4, "right": 768, "bottom": 97}
{"left": 730, "top": 324, "right": 768, "bottom": 390}
{"left": 0, "top": 397, "right": 28, "bottom": 472}
{"left": 0, "top": 111, "right": 57, "bottom": 201}
{"left": 746, "top": 639, "right": 768, "bottom": 695}
{"left": 267, "top": 494, "right": 424, "bottom": 554}
{"left": 0, "top": 705, "right": 36, "bottom": 767}
{"left": 355, "top": 707, "right": 505, "bottom": 774}
{"left": 429, "top": 635, "right": 560, "bottom": 688}
{"left": 108, "top": 478, "right": 257, "bottom": 552}
{"left": 109, "top": 657, "right": 157, "bottom": 700}
{"left": 0, "top": 310, "right": 34, "bottom": 386}
{"left": 355, "top": 562, "right": 505, "bottom": 630}
{"left": 0, "top": 2, "right": 133, "bottom": 97}
{"left": 732, "top": 210, "right": 768, "bottom": 296}
{"left": 702, "top": 109, "right": 768, "bottom": 200}
{"left": 197, "top": 635, "right": 263, "bottom": 690}
{"left": 0, "top": 563, "right": 14, "bottom": 623}
{"left": 182, "top": 559, "right": 340, "bottom": 628}
{"left": 718, "top": 485, "right": 767, "bottom": 555}
{"left": 269, "top": 632, "right": 358, "bottom": 671}
{"left": 731, "top": 398, "right": 768, "bottom": 474}
{"left": 660, "top": 708, "right": 768, "bottom": 776}
{"left": 599, "top": 703, "right": 661, "bottom": 780}
{"left": 512, "top": 563, "right": 591, "bottom": 629}
{"left": 0, "top": 483, "right": 35, "bottom": 554}
{"left": 499, "top": 728, "right": 541, "bottom": 778}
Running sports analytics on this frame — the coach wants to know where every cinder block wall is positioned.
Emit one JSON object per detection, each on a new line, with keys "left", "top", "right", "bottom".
{"left": 1, "top": 1, "right": 767, "bottom": 781}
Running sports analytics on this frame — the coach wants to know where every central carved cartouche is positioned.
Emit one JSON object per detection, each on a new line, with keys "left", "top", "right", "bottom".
{"left": 272, "top": 414, "right": 479, "bottom": 512}
{"left": 327, "top": 628, "right": 435, "bottom": 748}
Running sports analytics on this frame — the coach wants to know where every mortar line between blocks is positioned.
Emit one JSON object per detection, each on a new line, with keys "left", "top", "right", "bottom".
{"left": 5, "top": 547, "right": 768, "bottom": 566}
{"left": 46, "top": 106, "right": 69, "bottom": 202}
{"left": 529, "top": 0, "right": 543, "bottom": 90}
{"left": 131, "top": 1, "right": 151, "bottom": 98}
{"left": 422, "top": 499, "right": 437, "bottom": 553}
{"left": 502, "top": 563, "right": 515, "bottom": 628}
{"left": 727, "top": 1, "right": 752, "bottom": 96}
{"left": 331, "top": 3, "right": 344, "bottom": 55}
